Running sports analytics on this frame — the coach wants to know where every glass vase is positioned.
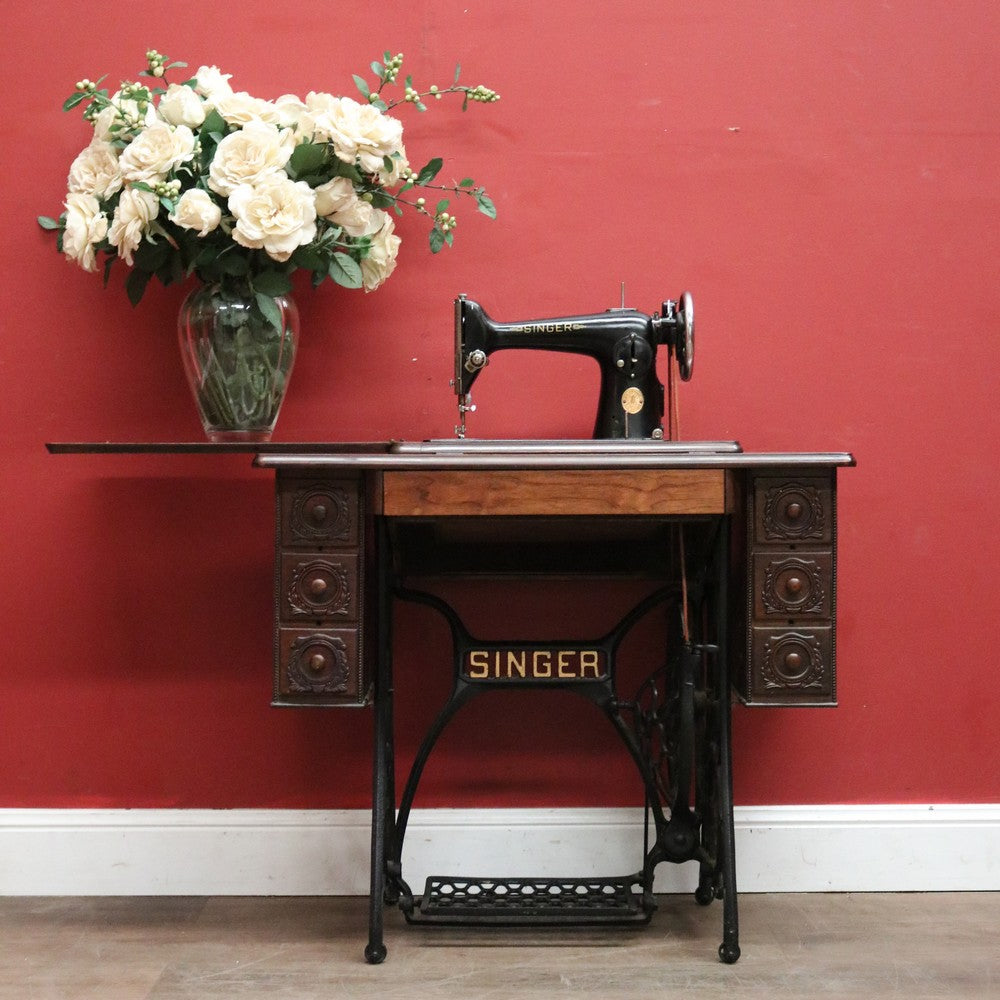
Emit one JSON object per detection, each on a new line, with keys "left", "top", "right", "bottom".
{"left": 177, "top": 281, "right": 299, "bottom": 442}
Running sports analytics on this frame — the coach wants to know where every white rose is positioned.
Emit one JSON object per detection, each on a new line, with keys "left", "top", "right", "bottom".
{"left": 273, "top": 94, "right": 310, "bottom": 132}
{"left": 91, "top": 105, "right": 119, "bottom": 142}
{"left": 303, "top": 93, "right": 404, "bottom": 174}
{"left": 313, "top": 177, "right": 373, "bottom": 237}
{"left": 297, "top": 90, "right": 338, "bottom": 143}
{"left": 193, "top": 65, "right": 233, "bottom": 108}
{"left": 67, "top": 140, "right": 123, "bottom": 199}
{"left": 214, "top": 90, "right": 282, "bottom": 127}
{"left": 378, "top": 146, "right": 409, "bottom": 186}
{"left": 158, "top": 83, "right": 206, "bottom": 128}
{"left": 119, "top": 121, "right": 196, "bottom": 184}
{"left": 92, "top": 92, "right": 156, "bottom": 142}
{"left": 62, "top": 192, "right": 108, "bottom": 272}
{"left": 108, "top": 187, "right": 159, "bottom": 265}
{"left": 208, "top": 120, "right": 296, "bottom": 197}
{"left": 360, "top": 210, "right": 401, "bottom": 291}
{"left": 170, "top": 189, "right": 223, "bottom": 236}
{"left": 228, "top": 174, "right": 317, "bottom": 262}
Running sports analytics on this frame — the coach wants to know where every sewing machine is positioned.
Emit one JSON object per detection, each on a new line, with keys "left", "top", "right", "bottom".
{"left": 453, "top": 292, "right": 694, "bottom": 438}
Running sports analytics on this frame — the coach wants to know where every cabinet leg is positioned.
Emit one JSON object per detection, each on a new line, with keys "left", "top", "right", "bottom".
{"left": 366, "top": 682, "right": 391, "bottom": 963}
{"left": 366, "top": 519, "right": 393, "bottom": 964}
{"left": 716, "top": 668, "right": 740, "bottom": 963}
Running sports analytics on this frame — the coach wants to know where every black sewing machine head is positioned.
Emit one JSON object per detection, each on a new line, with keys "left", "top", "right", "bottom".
{"left": 452, "top": 292, "right": 694, "bottom": 438}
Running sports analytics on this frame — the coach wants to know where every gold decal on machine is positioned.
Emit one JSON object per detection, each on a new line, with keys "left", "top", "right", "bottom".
{"left": 621, "top": 387, "right": 644, "bottom": 414}
{"left": 510, "top": 322, "right": 585, "bottom": 334}
{"left": 464, "top": 648, "right": 606, "bottom": 681}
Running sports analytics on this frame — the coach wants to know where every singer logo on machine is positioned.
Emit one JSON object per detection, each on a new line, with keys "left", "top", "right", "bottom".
{"left": 463, "top": 647, "right": 607, "bottom": 681}
{"left": 510, "top": 322, "right": 585, "bottom": 334}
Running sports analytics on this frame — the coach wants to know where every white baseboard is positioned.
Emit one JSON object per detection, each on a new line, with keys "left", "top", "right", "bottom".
{"left": 1, "top": 805, "right": 996, "bottom": 895}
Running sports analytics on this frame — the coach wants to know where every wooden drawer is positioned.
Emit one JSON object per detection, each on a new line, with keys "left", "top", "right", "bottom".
{"left": 752, "top": 551, "right": 832, "bottom": 619}
{"left": 750, "top": 625, "right": 834, "bottom": 704}
{"left": 754, "top": 477, "right": 832, "bottom": 545}
{"left": 275, "top": 627, "right": 363, "bottom": 703}
{"left": 279, "top": 478, "right": 359, "bottom": 547}
{"left": 280, "top": 552, "right": 360, "bottom": 622}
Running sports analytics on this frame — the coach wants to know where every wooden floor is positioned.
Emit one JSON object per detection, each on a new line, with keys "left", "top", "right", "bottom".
{"left": 2, "top": 893, "right": 996, "bottom": 999}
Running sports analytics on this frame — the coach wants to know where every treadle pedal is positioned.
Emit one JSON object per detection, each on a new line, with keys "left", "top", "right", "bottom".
{"left": 405, "top": 875, "right": 654, "bottom": 926}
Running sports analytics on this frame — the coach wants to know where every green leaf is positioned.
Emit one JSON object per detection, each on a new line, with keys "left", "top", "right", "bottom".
{"left": 201, "top": 108, "right": 228, "bottom": 137}
{"left": 252, "top": 270, "right": 293, "bottom": 297}
{"left": 162, "top": 253, "right": 185, "bottom": 287}
{"left": 383, "top": 155, "right": 395, "bottom": 174}
{"left": 459, "top": 178, "right": 475, "bottom": 187}
{"left": 435, "top": 198, "right": 450, "bottom": 214}
{"left": 62, "top": 91, "right": 87, "bottom": 112}
{"left": 454, "top": 62, "right": 462, "bottom": 84}
{"left": 371, "top": 60, "right": 385, "bottom": 79}
{"left": 329, "top": 252, "right": 363, "bottom": 289}
{"left": 429, "top": 228, "right": 446, "bottom": 254}
{"left": 288, "top": 142, "right": 326, "bottom": 179}
{"left": 353, "top": 74, "right": 371, "bottom": 99}
{"left": 476, "top": 191, "right": 497, "bottom": 219}
{"left": 133, "top": 238, "right": 170, "bottom": 272}
{"left": 125, "top": 267, "right": 151, "bottom": 306}
{"left": 415, "top": 157, "right": 443, "bottom": 185}
{"left": 254, "top": 291, "right": 282, "bottom": 329}
{"left": 37, "top": 215, "right": 61, "bottom": 231}
{"left": 330, "top": 159, "right": 364, "bottom": 183}
{"left": 290, "top": 246, "right": 328, "bottom": 272}
{"left": 218, "top": 253, "right": 249, "bottom": 276}
{"left": 369, "top": 97, "right": 388, "bottom": 112}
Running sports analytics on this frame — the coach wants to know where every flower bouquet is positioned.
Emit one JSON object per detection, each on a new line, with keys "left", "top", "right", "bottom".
{"left": 38, "top": 48, "right": 498, "bottom": 438}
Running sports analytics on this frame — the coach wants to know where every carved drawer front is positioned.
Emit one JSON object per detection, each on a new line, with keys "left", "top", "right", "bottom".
{"left": 750, "top": 626, "right": 834, "bottom": 704}
{"left": 274, "top": 473, "right": 369, "bottom": 707}
{"left": 280, "top": 552, "right": 359, "bottom": 622}
{"left": 280, "top": 479, "right": 359, "bottom": 547}
{"left": 754, "top": 477, "right": 832, "bottom": 544}
{"left": 277, "top": 628, "right": 361, "bottom": 702}
{"left": 753, "top": 551, "right": 832, "bottom": 619}
{"left": 738, "top": 469, "right": 838, "bottom": 706}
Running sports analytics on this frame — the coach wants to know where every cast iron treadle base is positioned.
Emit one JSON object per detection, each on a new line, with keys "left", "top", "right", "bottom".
{"left": 404, "top": 876, "right": 655, "bottom": 925}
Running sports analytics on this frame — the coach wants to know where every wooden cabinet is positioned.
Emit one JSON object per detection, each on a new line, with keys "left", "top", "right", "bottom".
{"left": 273, "top": 473, "right": 371, "bottom": 706}
{"left": 734, "top": 471, "right": 839, "bottom": 705}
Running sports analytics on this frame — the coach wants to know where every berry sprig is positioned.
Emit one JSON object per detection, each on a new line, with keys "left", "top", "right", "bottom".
{"left": 354, "top": 51, "right": 500, "bottom": 113}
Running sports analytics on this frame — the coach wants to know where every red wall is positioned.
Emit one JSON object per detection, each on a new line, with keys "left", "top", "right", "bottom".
{"left": 2, "top": 2, "right": 998, "bottom": 809}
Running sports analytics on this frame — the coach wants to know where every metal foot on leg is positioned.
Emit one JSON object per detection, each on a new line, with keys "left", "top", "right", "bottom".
{"left": 718, "top": 940, "right": 741, "bottom": 964}
{"left": 364, "top": 941, "right": 387, "bottom": 964}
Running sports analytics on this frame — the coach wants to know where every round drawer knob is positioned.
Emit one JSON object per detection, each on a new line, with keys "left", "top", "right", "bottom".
{"left": 785, "top": 575, "right": 803, "bottom": 595}
{"left": 309, "top": 577, "right": 328, "bottom": 596}
{"left": 310, "top": 503, "right": 328, "bottom": 524}
{"left": 308, "top": 653, "right": 327, "bottom": 674}
{"left": 784, "top": 651, "right": 803, "bottom": 671}
{"left": 785, "top": 501, "right": 803, "bottom": 520}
